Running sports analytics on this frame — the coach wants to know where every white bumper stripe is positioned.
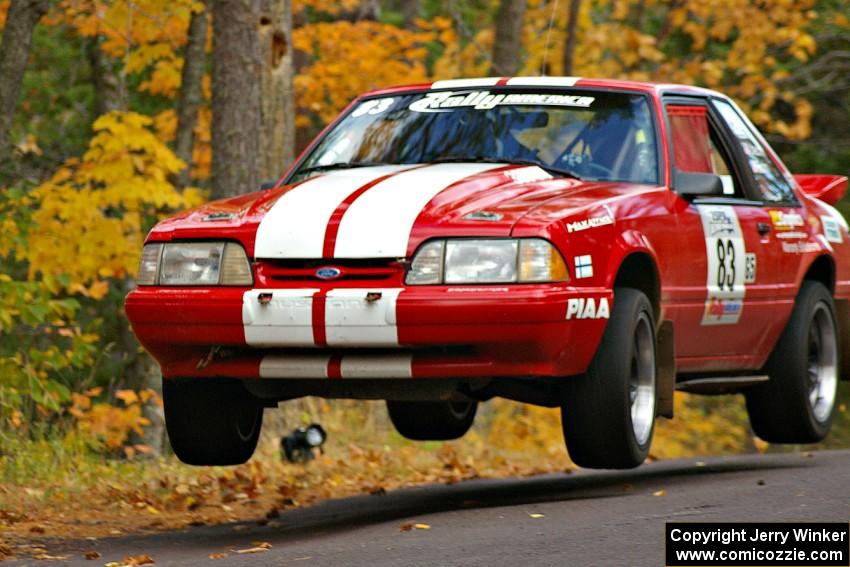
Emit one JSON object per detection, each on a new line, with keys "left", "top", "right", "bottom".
{"left": 325, "top": 288, "right": 403, "bottom": 346}
{"left": 254, "top": 166, "right": 408, "bottom": 259}
{"left": 259, "top": 354, "right": 330, "bottom": 378}
{"left": 243, "top": 289, "right": 317, "bottom": 346}
{"left": 334, "top": 163, "right": 500, "bottom": 258}
{"left": 256, "top": 353, "right": 414, "bottom": 379}
{"left": 341, "top": 354, "right": 413, "bottom": 378}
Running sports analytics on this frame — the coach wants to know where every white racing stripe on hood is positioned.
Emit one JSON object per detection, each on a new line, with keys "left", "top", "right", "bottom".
{"left": 333, "top": 163, "right": 502, "bottom": 258}
{"left": 254, "top": 165, "right": 408, "bottom": 258}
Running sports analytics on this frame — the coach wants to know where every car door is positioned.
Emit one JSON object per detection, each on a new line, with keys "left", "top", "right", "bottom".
{"left": 664, "top": 97, "right": 787, "bottom": 370}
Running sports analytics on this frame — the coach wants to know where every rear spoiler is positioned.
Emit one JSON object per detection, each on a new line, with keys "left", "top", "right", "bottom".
{"left": 794, "top": 174, "right": 848, "bottom": 205}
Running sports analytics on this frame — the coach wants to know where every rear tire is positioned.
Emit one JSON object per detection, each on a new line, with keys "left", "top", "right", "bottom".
{"left": 561, "top": 288, "right": 656, "bottom": 469}
{"left": 386, "top": 400, "right": 477, "bottom": 441}
{"left": 746, "top": 281, "right": 839, "bottom": 443}
{"left": 163, "top": 378, "right": 263, "bottom": 466}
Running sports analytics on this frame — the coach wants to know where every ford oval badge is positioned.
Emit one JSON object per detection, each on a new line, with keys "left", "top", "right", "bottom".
{"left": 316, "top": 266, "right": 342, "bottom": 280}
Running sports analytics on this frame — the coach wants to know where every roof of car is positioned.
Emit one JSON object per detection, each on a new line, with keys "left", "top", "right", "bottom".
{"left": 362, "top": 76, "right": 722, "bottom": 99}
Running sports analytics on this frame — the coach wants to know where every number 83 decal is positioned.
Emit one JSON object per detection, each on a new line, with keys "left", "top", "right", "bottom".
{"left": 716, "top": 238, "right": 736, "bottom": 291}
{"left": 697, "top": 205, "right": 747, "bottom": 326}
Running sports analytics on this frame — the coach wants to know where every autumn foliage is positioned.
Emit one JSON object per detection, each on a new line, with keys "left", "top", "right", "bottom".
{"left": 1, "top": 0, "right": 850, "bottom": 553}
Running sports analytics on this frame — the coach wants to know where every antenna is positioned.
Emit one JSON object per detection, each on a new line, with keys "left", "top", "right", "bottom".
{"left": 540, "top": 0, "right": 561, "bottom": 76}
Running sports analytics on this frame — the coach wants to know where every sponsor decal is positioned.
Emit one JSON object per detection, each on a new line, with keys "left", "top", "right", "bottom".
{"left": 781, "top": 241, "right": 821, "bottom": 254}
{"left": 821, "top": 215, "right": 842, "bottom": 243}
{"left": 566, "top": 297, "right": 610, "bottom": 320}
{"left": 351, "top": 97, "right": 394, "bottom": 117}
{"left": 769, "top": 210, "right": 805, "bottom": 231}
{"left": 706, "top": 209, "right": 736, "bottom": 237}
{"left": 744, "top": 253, "right": 757, "bottom": 284}
{"left": 704, "top": 297, "right": 743, "bottom": 320}
{"left": 573, "top": 255, "right": 593, "bottom": 279}
{"left": 566, "top": 214, "right": 614, "bottom": 233}
{"left": 775, "top": 231, "right": 808, "bottom": 240}
{"left": 697, "top": 205, "right": 747, "bottom": 325}
{"left": 409, "top": 90, "right": 595, "bottom": 113}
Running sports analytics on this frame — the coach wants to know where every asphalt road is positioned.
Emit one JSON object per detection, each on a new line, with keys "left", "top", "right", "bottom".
{"left": 15, "top": 450, "right": 850, "bottom": 567}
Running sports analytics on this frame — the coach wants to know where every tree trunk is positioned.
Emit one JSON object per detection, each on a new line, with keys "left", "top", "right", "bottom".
{"left": 174, "top": 3, "right": 209, "bottom": 188}
{"left": 562, "top": 0, "right": 581, "bottom": 76}
{"left": 0, "top": 0, "right": 50, "bottom": 160}
{"left": 400, "top": 0, "right": 420, "bottom": 29}
{"left": 86, "top": 38, "right": 125, "bottom": 116}
{"left": 211, "top": 0, "right": 263, "bottom": 199}
{"left": 490, "top": 0, "right": 527, "bottom": 76}
{"left": 258, "top": 0, "right": 294, "bottom": 181}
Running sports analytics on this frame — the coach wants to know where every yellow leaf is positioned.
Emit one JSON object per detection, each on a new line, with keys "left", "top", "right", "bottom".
{"left": 115, "top": 390, "right": 139, "bottom": 405}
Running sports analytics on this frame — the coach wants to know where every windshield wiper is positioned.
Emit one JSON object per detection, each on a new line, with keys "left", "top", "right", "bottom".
{"left": 296, "top": 161, "right": 392, "bottom": 176}
{"left": 428, "top": 155, "right": 582, "bottom": 180}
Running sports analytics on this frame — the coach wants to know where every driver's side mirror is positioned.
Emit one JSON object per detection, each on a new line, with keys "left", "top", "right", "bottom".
{"left": 674, "top": 171, "right": 723, "bottom": 198}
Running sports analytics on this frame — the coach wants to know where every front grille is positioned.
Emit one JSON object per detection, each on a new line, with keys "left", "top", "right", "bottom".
{"left": 255, "top": 258, "right": 407, "bottom": 283}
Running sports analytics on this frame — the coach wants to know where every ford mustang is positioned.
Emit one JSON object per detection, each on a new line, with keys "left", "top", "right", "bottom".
{"left": 125, "top": 76, "right": 850, "bottom": 469}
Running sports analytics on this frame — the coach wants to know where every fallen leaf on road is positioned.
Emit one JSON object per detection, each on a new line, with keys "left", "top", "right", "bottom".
{"left": 208, "top": 552, "right": 228, "bottom": 559}
{"left": 84, "top": 550, "right": 101, "bottom": 560}
{"left": 528, "top": 513, "right": 544, "bottom": 519}
{"left": 399, "top": 523, "right": 413, "bottom": 531}
{"left": 118, "top": 554, "right": 155, "bottom": 566}
{"left": 653, "top": 490, "right": 666, "bottom": 497}
{"left": 414, "top": 523, "right": 431, "bottom": 530}
{"left": 235, "top": 542, "right": 271, "bottom": 554}
{"left": 33, "top": 552, "right": 69, "bottom": 560}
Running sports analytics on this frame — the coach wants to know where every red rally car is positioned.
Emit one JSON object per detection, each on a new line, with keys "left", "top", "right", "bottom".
{"left": 125, "top": 76, "right": 850, "bottom": 469}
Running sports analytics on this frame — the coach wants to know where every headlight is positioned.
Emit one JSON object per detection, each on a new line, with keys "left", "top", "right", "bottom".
{"left": 136, "top": 242, "right": 253, "bottom": 286}
{"left": 406, "top": 238, "right": 568, "bottom": 285}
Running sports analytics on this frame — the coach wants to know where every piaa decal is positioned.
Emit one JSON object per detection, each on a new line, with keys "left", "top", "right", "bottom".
{"left": 566, "top": 297, "right": 610, "bottom": 320}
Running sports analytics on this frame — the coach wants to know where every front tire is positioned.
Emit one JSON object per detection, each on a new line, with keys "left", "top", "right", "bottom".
{"left": 386, "top": 400, "right": 477, "bottom": 441}
{"left": 164, "top": 378, "right": 263, "bottom": 466}
{"left": 746, "top": 281, "right": 839, "bottom": 443}
{"left": 561, "top": 288, "right": 657, "bottom": 469}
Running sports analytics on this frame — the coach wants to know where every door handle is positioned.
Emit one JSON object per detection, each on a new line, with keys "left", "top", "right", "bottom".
{"left": 757, "top": 222, "right": 771, "bottom": 236}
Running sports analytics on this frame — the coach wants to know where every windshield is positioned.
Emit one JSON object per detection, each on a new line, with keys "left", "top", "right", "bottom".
{"left": 291, "top": 88, "right": 660, "bottom": 185}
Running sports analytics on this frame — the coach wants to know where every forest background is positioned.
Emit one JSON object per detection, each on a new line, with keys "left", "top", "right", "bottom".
{"left": 1, "top": 0, "right": 850, "bottom": 558}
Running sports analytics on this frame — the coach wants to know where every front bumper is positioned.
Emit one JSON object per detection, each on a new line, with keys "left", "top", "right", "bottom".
{"left": 125, "top": 284, "right": 611, "bottom": 380}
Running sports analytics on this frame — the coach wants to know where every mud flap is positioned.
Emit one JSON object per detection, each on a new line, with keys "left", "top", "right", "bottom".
{"left": 834, "top": 298, "right": 850, "bottom": 381}
{"left": 656, "top": 320, "right": 675, "bottom": 418}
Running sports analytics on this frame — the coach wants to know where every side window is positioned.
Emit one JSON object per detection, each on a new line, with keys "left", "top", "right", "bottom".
{"left": 667, "top": 104, "right": 739, "bottom": 196}
{"left": 712, "top": 99, "right": 797, "bottom": 204}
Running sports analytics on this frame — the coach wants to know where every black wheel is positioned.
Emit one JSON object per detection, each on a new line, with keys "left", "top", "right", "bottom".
{"left": 746, "top": 281, "right": 839, "bottom": 443}
{"left": 163, "top": 378, "right": 263, "bottom": 466}
{"left": 561, "top": 288, "right": 657, "bottom": 469}
{"left": 386, "top": 400, "right": 477, "bottom": 441}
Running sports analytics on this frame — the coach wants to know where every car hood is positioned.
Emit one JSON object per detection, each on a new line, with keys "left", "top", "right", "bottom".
{"left": 149, "top": 163, "right": 654, "bottom": 258}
